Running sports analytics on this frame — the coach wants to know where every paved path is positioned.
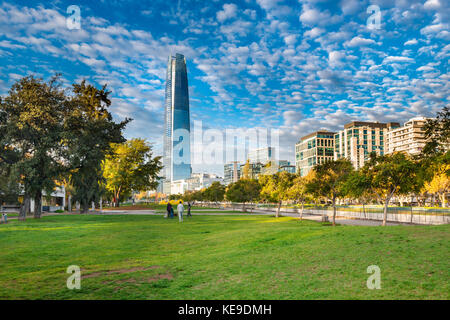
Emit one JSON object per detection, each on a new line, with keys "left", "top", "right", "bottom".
{"left": 4, "top": 209, "right": 416, "bottom": 226}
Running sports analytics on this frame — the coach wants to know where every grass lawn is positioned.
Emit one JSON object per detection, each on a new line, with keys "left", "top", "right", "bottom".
{"left": 0, "top": 214, "right": 448, "bottom": 300}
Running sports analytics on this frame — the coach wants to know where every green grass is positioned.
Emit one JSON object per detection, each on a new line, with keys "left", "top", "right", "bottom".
{"left": 0, "top": 214, "right": 448, "bottom": 300}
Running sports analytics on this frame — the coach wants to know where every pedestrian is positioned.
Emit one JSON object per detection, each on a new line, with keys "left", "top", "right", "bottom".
{"left": 166, "top": 202, "right": 173, "bottom": 219}
{"left": 177, "top": 201, "right": 184, "bottom": 222}
{"left": 170, "top": 205, "right": 174, "bottom": 218}
{"left": 187, "top": 202, "right": 192, "bottom": 217}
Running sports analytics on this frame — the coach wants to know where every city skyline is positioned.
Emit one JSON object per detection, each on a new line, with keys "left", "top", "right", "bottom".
{"left": 0, "top": 0, "right": 448, "bottom": 176}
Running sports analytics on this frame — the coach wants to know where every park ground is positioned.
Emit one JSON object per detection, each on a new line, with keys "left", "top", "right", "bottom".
{"left": 0, "top": 214, "right": 448, "bottom": 299}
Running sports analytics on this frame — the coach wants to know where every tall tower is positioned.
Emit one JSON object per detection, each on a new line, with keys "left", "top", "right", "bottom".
{"left": 163, "top": 53, "right": 192, "bottom": 193}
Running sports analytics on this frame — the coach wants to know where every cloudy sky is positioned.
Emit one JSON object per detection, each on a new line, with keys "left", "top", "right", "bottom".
{"left": 0, "top": 0, "right": 448, "bottom": 175}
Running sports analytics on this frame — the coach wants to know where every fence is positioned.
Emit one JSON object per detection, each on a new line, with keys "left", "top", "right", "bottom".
{"left": 303, "top": 206, "right": 450, "bottom": 225}
{"left": 189, "top": 202, "right": 449, "bottom": 225}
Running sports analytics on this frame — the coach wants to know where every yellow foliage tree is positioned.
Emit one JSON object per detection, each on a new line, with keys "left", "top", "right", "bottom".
{"left": 424, "top": 164, "right": 450, "bottom": 207}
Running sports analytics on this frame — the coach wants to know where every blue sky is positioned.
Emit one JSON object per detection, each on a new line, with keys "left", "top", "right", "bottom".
{"left": 0, "top": 0, "right": 449, "bottom": 175}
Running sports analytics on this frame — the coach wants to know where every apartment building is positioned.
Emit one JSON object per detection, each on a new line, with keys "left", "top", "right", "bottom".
{"left": 295, "top": 131, "right": 335, "bottom": 177}
{"left": 334, "top": 121, "right": 400, "bottom": 170}
{"left": 386, "top": 117, "right": 430, "bottom": 156}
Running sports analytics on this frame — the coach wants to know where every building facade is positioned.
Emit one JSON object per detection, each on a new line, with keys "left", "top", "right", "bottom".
{"left": 247, "top": 147, "right": 274, "bottom": 164}
{"left": 260, "top": 160, "right": 292, "bottom": 175}
{"left": 295, "top": 131, "right": 335, "bottom": 177}
{"left": 163, "top": 53, "right": 192, "bottom": 194}
{"left": 171, "top": 173, "right": 223, "bottom": 194}
{"left": 386, "top": 117, "right": 430, "bottom": 156}
{"left": 224, "top": 161, "right": 241, "bottom": 185}
{"left": 334, "top": 121, "right": 400, "bottom": 170}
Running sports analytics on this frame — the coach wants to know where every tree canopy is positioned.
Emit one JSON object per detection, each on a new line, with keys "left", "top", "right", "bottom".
{"left": 103, "top": 139, "right": 162, "bottom": 207}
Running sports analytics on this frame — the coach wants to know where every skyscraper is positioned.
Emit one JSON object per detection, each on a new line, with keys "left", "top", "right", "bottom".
{"left": 163, "top": 53, "right": 192, "bottom": 193}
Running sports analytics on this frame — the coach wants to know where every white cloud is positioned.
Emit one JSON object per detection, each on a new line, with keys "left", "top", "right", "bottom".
{"left": 216, "top": 3, "right": 237, "bottom": 22}
{"left": 382, "top": 56, "right": 415, "bottom": 63}
{"left": 303, "top": 27, "right": 325, "bottom": 38}
{"left": 424, "top": 0, "right": 441, "bottom": 10}
{"left": 345, "top": 36, "right": 376, "bottom": 47}
{"left": 404, "top": 39, "right": 418, "bottom": 45}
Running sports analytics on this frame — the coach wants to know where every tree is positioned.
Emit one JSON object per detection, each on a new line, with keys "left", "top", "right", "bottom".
{"left": 423, "top": 164, "right": 450, "bottom": 207}
{"left": 423, "top": 107, "right": 450, "bottom": 155}
{"left": 0, "top": 76, "right": 66, "bottom": 218}
{"left": 241, "top": 160, "right": 251, "bottom": 179}
{"left": 225, "top": 179, "right": 260, "bottom": 212}
{"left": 308, "top": 159, "right": 353, "bottom": 226}
{"left": 259, "top": 171, "right": 295, "bottom": 218}
{"left": 63, "top": 81, "right": 129, "bottom": 213}
{"left": 343, "top": 170, "right": 374, "bottom": 217}
{"left": 361, "top": 153, "right": 417, "bottom": 226}
{"left": 288, "top": 170, "right": 314, "bottom": 220}
{"left": 203, "top": 182, "right": 226, "bottom": 203}
{"left": 102, "top": 139, "right": 162, "bottom": 207}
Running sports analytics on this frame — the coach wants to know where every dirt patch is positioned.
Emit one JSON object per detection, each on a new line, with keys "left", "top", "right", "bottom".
{"left": 115, "top": 273, "right": 173, "bottom": 284}
{"left": 83, "top": 266, "right": 160, "bottom": 279}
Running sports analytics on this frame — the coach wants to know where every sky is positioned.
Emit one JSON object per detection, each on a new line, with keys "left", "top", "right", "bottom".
{"left": 0, "top": 0, "right": 449, "bottom": 176}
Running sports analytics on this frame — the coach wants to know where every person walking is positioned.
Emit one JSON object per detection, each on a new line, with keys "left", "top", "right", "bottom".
{"left": 187, "top": 202, "right": 192, "bottom": 217}
{"left": 166, "top": 202, "right": 173, "bottom": 219}
{"left": 177, "top": 201, "right": 184, "bottom": 222}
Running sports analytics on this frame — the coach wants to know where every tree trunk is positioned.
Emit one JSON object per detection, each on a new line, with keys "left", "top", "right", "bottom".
{"left": 34, "top": 191, "right": 42, "bottom": 219}
{"left": 115, "top": 193, "right": 120, "bottom": 208}
{"left": 100, "top": 196, "right": 103, "bottom": 212}
{"left": 68, "top": 195, "right": 72, "bottom": 212}
{"left": 276, "top": 201, "right": 281, "bottom": 218}
{"left": 382, "top": 196, "right": 391, "bottom": 226}
{"left": 332, "top": 197, "right": 336, "bottom": 226}
{"left": 299, "top": 201, "right": 304, "bottom": 220}
{"left": 80, "top": 199, "right": 89, "bottom": 214}
{"left": 440, "top": 192, "right": 446, "bottom": 208}
{"left": 19, "top": 194, "right": 30, "bottom": 221}
{"left": 242, "top": 202, "right": 246, "bottom": 212}
{"left": 362, "top": 202, "right": 366, "bottom": 219}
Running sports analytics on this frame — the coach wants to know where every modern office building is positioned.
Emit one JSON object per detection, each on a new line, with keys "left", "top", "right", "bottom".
{"left": 279, "top": 164, "right": 296, "bottom": 174}
{"left": 163, "top": 53, "right": 192, "bottom": 194}
{"left": 170, "top": 173, "right": 223, "bottom": 194}
{"left": 334, "top": 121, "right": 400, "bottom": 169}
{"left": 224, "top": 161, "right": 241, "bottom": 185}
{"left": 260, "top": 160, "right": 292, "bottom": 175}
{"left": 295, "top": 131, "right": 335, "bottom": 177}
{"left": 386, "top": 117, "right": 430, "bottom": 156}
{"left": 240, "top": 162, "right": 264, "bottom": 180}
{"left": 247, "top": 147, "right": 275, "bottom": 164}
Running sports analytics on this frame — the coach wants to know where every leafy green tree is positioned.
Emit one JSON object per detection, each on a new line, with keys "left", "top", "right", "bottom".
{"left": 102, "top": 139, "right": 162, "bottom": 207}
{"left": 225, "top": 179, "right": 260, "bottom": 212}
{"left": 203, "top": 182, "right": 226, "bottom": 203}
{"left": 343, "top": 170, "right": 374, "bottom": 216}
{"left": 361, "top": 153, "right": 417, "bottom": 226}
{"left": 288, "top": 170, "right": 314, "bottom": 220}
{"left": 308, "top": 159, "right": 353, "bottom": 226}
{"left": 423, "top": 107, "right": 450, "bottom": 155}
{"left": 0, "top": 76, "right": 66, "bottom": 218}
{"left": 259, "top": 171, "right": 295, "bottom": 218}
{"left": 63, "top": 81, "right": 129, "bottom": 213}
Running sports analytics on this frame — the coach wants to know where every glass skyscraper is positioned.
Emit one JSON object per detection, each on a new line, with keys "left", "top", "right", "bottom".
{"left": 163, "top": 53, "right": 192, "bottom": 191}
